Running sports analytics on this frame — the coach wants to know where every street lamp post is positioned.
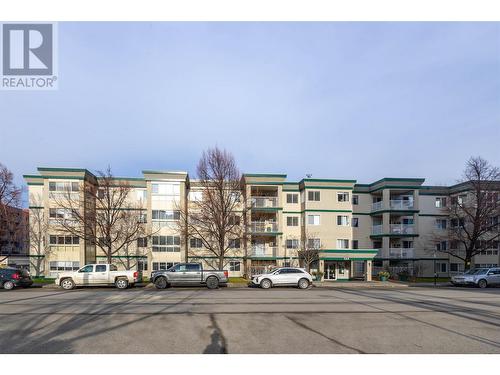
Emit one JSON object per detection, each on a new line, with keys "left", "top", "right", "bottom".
{"left": 433, "top": 249, "right": 437, "bottom": 287}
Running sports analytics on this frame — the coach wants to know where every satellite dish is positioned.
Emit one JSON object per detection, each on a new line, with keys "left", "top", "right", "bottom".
{"left": 306, "top": 174, "right": 312, "bottom": 178}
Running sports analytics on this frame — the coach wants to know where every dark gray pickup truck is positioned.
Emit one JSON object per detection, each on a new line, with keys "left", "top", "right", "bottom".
{"left": 151, "top": 262, "right": 228, "bottom": 289}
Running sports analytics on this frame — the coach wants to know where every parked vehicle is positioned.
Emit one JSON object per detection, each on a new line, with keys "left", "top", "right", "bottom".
{"left": 151, "top": 263, "right": 228, "bottom": 289}
{"left": 451, "top": 267, "right": 500, "bottom": 288}
{"left": 251, "top": 267, "right": 312, "bottom": 289}
{"left": 0, "top": 267, "right": 33, "bottom": 290}
{"left": 55, "top": 264, "right": 140, "bottom": 290}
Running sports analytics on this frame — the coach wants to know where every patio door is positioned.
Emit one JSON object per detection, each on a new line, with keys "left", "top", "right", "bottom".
{"left": 325, "top": 262, "right": 336, "bottom": 280}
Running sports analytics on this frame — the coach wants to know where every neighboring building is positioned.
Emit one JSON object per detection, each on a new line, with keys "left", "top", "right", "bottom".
{"left": 24, "top": 168, "right": 500, "bottom": 280}
{"left": 0, "top": 205, "right": 29, "bottom": 269}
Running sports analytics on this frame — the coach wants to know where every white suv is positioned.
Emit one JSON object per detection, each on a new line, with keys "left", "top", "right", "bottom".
{"left": 251, "top": 267, "right": 313, "bottom": 289}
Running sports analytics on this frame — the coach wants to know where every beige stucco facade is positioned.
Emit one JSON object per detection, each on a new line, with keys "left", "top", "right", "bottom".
{"left": 24, "top": 169, "right": 500, "bottom": 280}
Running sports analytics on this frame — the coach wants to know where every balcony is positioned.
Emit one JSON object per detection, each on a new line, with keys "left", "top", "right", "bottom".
{"left": 389, "top": 199, "right": 414, "bottom": 210}
{"left": 371, "top": 201, "right": 383, "bottom": 211}
{"left": 372, "top": 225, "right": 383, "bottom": 235}
{"left": 251, "top": 196, "right": 278, "bottom": 208}
{"left": 390, "top": 224, "right": 414, "bottom": 234}
{"left": 250, "top": 245, "right": 277, "bottom": 257}
{"left": 250, "top": 221, "right": 279, "bottom": 233}
{"left": 388, "top": 248, "right": 415, "bottom": 259}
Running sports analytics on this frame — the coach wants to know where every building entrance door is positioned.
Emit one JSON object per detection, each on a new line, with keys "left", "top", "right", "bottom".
{"left": 336, "top": 261, "right": 350, "bottom": 280}
{"left": 324, "top": 262, "right": 336, "bottom": 280}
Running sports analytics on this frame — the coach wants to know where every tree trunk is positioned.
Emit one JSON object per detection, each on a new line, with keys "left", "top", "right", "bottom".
{"left": 218, "top": 253, "right": 224, "bottom": 270}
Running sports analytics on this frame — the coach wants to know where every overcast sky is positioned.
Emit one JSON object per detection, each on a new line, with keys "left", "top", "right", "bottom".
{"left": 1, "top": 22, "right": 499, "bottom": 190}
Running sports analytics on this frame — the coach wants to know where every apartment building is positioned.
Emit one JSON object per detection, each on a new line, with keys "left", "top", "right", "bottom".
{"left": 24, "top": 168, "right": 500, "bottom": 280}
{"left": 0, "top": 205, "right": 29, "bottom": 268}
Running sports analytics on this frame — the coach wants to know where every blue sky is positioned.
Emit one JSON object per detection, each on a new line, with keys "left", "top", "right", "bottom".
{"left": 1, "top": 22, "right": 499, "bottom": 190}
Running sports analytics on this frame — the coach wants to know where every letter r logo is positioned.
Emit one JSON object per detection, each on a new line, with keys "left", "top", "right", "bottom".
{"left": 2, "top": 24, "right": 53, "bottom": 75}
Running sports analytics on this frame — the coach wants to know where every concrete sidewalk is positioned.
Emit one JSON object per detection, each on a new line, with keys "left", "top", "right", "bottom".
{"left": 312, "top": 280, "right": 408, "bottom": 288}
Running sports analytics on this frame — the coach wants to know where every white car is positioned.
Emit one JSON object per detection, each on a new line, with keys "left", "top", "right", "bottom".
{"left": 55, "top": 264, "right": 140, "bottom": 290}
{"left": 251, "top": 267, "right": 312, "bottom": 289}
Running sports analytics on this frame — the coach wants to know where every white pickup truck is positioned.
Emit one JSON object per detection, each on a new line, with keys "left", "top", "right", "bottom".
{"left": 55, "top": 264, "right": 140, "bottom": 290}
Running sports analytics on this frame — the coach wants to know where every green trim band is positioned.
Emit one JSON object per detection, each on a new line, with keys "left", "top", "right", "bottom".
{"left": 27, "top": 182, "right": 44, "bottom": 186}
{"left": 96, "top": 255, "right": 147, "bottom": 259}
{"left": 305, "top": 209, "right": 352, "bottom": 213}
{"left": 243, "top": 173, "right": 287, "bottom": 178}
{"left": 283, "top": 211, "right": 302, "bottom": 214}
{"left": 29, "top": 206, "right": 44, "bottom": 209}
{"left": 370, "top": 234, "right": 420, "bottom": 238}
{"left": 251, "top": 207, "right": 283, "bottom": 211}
{"left": 320, "top": 257, "right": 375, "bottom": 261}
{"left": 304, "top": 186, "right": 354, "bottom": 190}
{"left": 38, "top": 167, "right": 88, "bottom": 173}
{"left": 283, "top": 189, "right": 300, "bottom": 192}
{"left": 250, "top": 232, "right": 283, "bottom": 236}
{"left": 188, "top": 256, "right": 243, "bottom": 259}
{"left": 301, "top": 178, "right": 357, "bottom": 183}
{"left": 419, "top": 214, "right": 449, "bottom": 217}
{"left": 321, "top": 249, "right": 379, "bottom": 253}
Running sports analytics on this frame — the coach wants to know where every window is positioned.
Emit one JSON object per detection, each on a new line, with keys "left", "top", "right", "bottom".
{"left": 49, "top": 208, "right": 75, "bottom": 220}
{"left": 352, "top": 240, "right": 359, "bottom": 249}
{"left": 337, "top": 215, "right": 350, "bottom": 226}
{"left": 439, "top": 263, "right": 447, "bottom": 273}
{"left": 308, "top": 191, "right": 320, "bottom": 201}
{"left": 287, "top": 194, "right": 298, "bottom": 204}
{"left": 436, "top": 219, "right": 447, "bottom": 230}
{"left": 137, "top": 237, "right": 148, "bottom": 247}
{"left": 307, "top": 238, "right": 321, "bottom": 249}
{"left": 137, "top": 260, "right": 148, "bottom": 271}
{"left": 49, "top": 181, "right": 79, "bottom": 192}
{"left": 229, "top": 261, "right": 240, "bottom": 272}
{"left": 436, "top": 241, "right": 448, "bottom": 251}
{"left": 189, "top": 191, "right": 203, "bottom": 201}
{"left": 307, "top": 215, "right": 320, "bottom": 225}
{"left": 352, "top": 217, "right": 359, "bottom": 227}
{"left": 138, "top": 213, "right": 147, "bottom": 223}
{"left": 287, "top": 216, "right": 299, "bottom": 226}
{"left": 190, "top": 238, "right": 203, "bottom": 248}
{"left": 96, "top": 265, "right": 107, "bottom": 272}
{"left": 152, "top": 262, "right": 178, "bottom": 271}
{"left": 228, "top": 215, "right": 240, "bottom": 226}
{"left": 229, "top": 192, "right": 241, "bottom": 203}
{"left": 152, "top": 210, "right": 180, "bottom": 225}
{"left": 337, "top": 192, "right": 349, "bottom": 202}
{"left": 136, "top": 190, "right": 147, "bottom": 201}
{"left": 49, "top": 261, "right": 79, "bottom": 271}
{"left": 336, "top": 239, "right": 349, "bottom": 249}
{"left": 352, "top": 195, "right": 359, "bottom": 205}
{"left": 151, "top": 183, "right": 180, "bottom": 201}
{"left": 49, "top": 235, "right": 79, "bottom": 245}
{"left": 435, "top": 197, "right": 447, "bottom": 208}
{"left": 286, "top": 239, "right": 299, "bottom": 249}
{"left": 228, "top": 239, "right": 240, "bottom": 248}
{"left": 79, "top": 265, "right": 94, "bottom": 273}
{"left": 152, "top": 236, "right": 180, "bottom": 252}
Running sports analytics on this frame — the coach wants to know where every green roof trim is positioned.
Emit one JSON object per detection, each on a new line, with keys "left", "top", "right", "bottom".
{"left": 320, "top": 257, "right": 375, "bottom": 261}
{"left": 355, "top": 177, "right": 425, "bottom": 187}
{"left": 304, "top": 186, "right": 354, "bottom": 190}
{"left": 301, "top": 178, "right": 357, "bottom": 183}
{"left": 370, "top": 234, "right": 420, "bottom": 238}
{"left": 23, "top": 174, "right": 44, "bottom": 179}
{"left": 283, "top": 188, "right": 300, "bottom": 192}
{"left": 283, "top": 211, "right": 302, "bottom": 214}
{"left": 321, "top": 249, "right": 379, "bottom": 253}
{"left": 243, "top": 173, "right": 287, "bottom": 178}
{"left": 305, "top": 209, "right": 352, "bottom": 213}
{"left": 27, "top": 182, "right": 44, "bottom": 186}
{"left": 248, "top": 182, "right": 284, "bottom": 185}
{"left": 37, "top": 167, "right": 89, "bottom": 173}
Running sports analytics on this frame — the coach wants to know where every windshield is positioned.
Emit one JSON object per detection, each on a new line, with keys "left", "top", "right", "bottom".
{"left": 470, "top": 268, "right": 488, "bottom": 275}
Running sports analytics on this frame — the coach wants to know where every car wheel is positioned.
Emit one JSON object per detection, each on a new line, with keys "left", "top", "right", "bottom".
{"left": 3, "top": 281, "right": 15, "bottom": 290}
{"left": 154, "top": 276, "right": 168, "bottom": 289}
{"left": 260, "top": 279, "right": 272, "bottom": 289}
{"left": 60, "top": 278, "right": 75, "bottom": 290}
{"left": 115, "top": 278, "right": 129, "bottom": 289}
{"left": 298, "top": 278, "right": 310, "bottom": 289}
{"left": 206, "top": 276, "right": 219, "bottom": 289}
{"left": 478, "top": 279, "right": 487, "bottom": 289}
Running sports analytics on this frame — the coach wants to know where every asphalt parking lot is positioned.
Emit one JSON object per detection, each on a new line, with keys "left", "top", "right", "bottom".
{"left": 1, "top": 285, "right": 499, "bottom": 353}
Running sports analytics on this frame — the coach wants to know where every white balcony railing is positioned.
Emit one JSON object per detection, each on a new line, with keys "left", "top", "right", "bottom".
{"left": 251, "top": 196, "right": 278, "bottom": 208}
{"left": 372, "top": 225, "right": 383, "bottom": 235}
{"left": 390, "top": 224, "right": 414, "bottom": 234}
{"left": 389, "top": 199, "right": 414, "bottom": 210}
{"left": 250, "top": 246, "right": 277, "bottom": 257}
{"left": 388, "top": 248, "right": 415, "bottom": 259}
{"left": 250, "top": 221, "right": 279, "bottom": 233}
{"left": 371, "top": 201, "right": 383, "bottom": 211}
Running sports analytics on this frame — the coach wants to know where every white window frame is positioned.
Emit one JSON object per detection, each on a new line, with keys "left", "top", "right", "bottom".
{"left": 307, "top": 214, "right": 320, "bottom": 225}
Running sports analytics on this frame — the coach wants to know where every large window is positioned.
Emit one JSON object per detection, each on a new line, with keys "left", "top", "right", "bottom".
{"left": 308, "top": 191, "right": 320, "bottom": 201}
{"left": 228, "top": 239, "right": 240, "bottom": 248}
{"left": 337, "top": 215, "right": 350, "bottom": 226}
{"left": 286, "top": 239, "right": 299, "bottom": 249}
{"left": 49, "top": 235, "right": 80, "bottom": 245}
{"left": 436, "top": 241, "right": 448, "bottom": 251}
{"left": 229, "top": 261, "right": 241, "bottom": 272}
{"left": 287, "top": 216, "right": 299, "bottom": 226}
{"left": 137, "top": 237, "right": 148, "bottom": 247}
{"left": 337, "top": 192, "right": 350, "bottom": 202}
{"left": 151, "top": 183, "right": 180, "bottom": 201}
{"left": 336, "top": 239, "right": 349, "bottom": 249}
{"left": 49, "top": 208, "right": 75, "bottom": 220}
{"left": 49, "top": 181, "right": 79, "bottom": 192}
{"left": 49, "top": 261, "right": 80, "bottom": 271}
{"left": 152, "top": 262, "right": 178, "bottom": 271}
{"left": 287, "top": 193, "right": 298, "bottom": 204}
{"left": 307, "top": 238, "right": 321, "bottom": 249}
{"left": 190, "top": 238, "right": 203, "bottom": 248}
{"left": 435, "top": 219, "right": 447, "bottom": 230}
{"left": 307, "top": 215, "right": 320, "bottom": 225}
{"left": 152, "top": 236, "right": 180, "bottom": 252}
{"left": 435, "top": 197, "right": 447, "bottom": 208}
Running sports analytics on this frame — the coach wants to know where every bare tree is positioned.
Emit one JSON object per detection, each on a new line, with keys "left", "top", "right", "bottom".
{"left": 433, "top": 156, "right": 500, "bottom": 270}
{"left": 54, "top": 167, "right": 153, "bottom": 265}
{"left": 297, "top": 232, "right": 322, "bottom": 273}
{"left": 28, "top": 198, "right": 51, "bottom": 276}
{"left": 180, "top": 147, "right": 246, "bottom": 270}
{"left": 0, "top": 163, "right": 25, "bottom": 263}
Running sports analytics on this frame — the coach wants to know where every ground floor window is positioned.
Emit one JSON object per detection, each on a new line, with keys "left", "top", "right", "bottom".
{"left": 138, "top": 260, "right": 148, "bottom": 271}
{"left": 49, "top": 261, "right": 80, "bottom": 271}
{"left": 229, "top": 261, "right": 240, "bottom": 272}
{"left": 450, "top": 263, "right": 464, "bottom": 272}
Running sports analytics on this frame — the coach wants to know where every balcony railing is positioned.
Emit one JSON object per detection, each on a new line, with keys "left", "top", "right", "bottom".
{"left": 390, "top": 224, "right": 414, "bottom": 234}
{"left": 251, "top": 196, "right": 278, "bottom": 208}
{"left": 372, "top": 225, "right": 383, "bottom": 235}
{"left": 250, "top": 221, "right": 279, "bottom": 233}
{"left": 388, "top": 248, "right": 415, "bottom": 259}
{"left": 371, "top": 201, "right": 383, "bottom": 211}
{"left": 389, "top": 199, "right": 414, "bottom": 210}
{"left": 250, "top": 246, "right": 277, "bottom": 257}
